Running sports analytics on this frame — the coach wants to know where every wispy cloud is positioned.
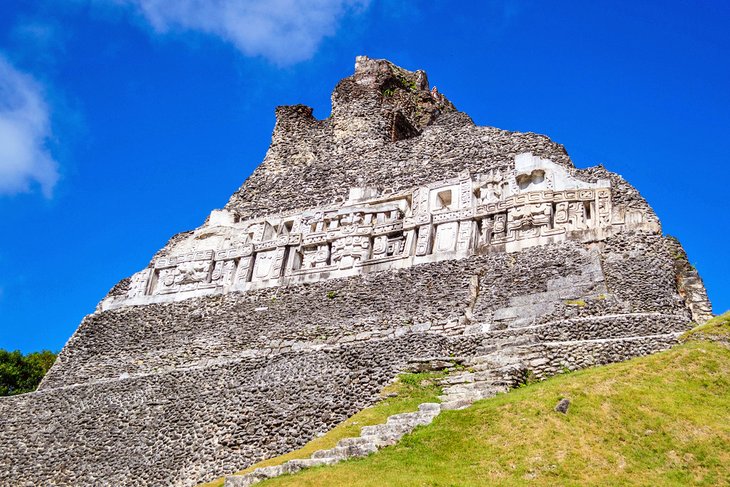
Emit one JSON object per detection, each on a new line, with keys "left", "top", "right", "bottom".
{"left": 0, "top": 55, "right": 59, "bottom": 198}
{"left": 108, "top": 0, "right": 370, "bottom": 64}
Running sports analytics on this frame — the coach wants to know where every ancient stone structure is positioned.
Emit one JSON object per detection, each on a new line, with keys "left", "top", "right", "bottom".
{"left": 102, "top": 152, "right": 639, "bottom": 311}
{"left": 0, "top": 57, "right": 713, "bottom": 487}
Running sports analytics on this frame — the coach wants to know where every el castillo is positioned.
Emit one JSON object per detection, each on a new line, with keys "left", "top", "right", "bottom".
{"left": 1, "top": 57, "right": 728, "bottom": 487}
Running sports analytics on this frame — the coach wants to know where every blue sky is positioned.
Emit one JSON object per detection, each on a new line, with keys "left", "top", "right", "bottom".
{"left": 0, "top": 0, "right": 728, "bottom": 353}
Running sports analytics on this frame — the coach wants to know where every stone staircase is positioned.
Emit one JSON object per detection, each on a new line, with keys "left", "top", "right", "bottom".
{"left": 439, "top": 351, "right": 525, "bottom": 410}
{"left": 224, "top": 403, "right": 441, "bottom": 486}
{"left": 222, "top": 317, "right": 680, "bottom": 485}
{"left": 222, "top": 345, "right": 530, "bottom": 486}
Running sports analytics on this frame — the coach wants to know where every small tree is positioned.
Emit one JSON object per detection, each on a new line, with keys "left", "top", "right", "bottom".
{"left": 0, "top": 349, "right": 57, "bottom": 396}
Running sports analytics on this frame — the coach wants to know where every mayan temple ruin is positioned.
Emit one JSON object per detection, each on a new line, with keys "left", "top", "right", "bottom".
{"left": 0, "top": 57, "right": 713, "bottom": 486}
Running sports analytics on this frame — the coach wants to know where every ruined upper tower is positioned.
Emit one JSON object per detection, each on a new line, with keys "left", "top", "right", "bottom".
{"left": 0, "top": 58, "right": 713, "bottom": 487}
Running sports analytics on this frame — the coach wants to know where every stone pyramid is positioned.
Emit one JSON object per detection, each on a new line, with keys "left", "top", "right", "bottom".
{"left": 0, "top": 57, "right": 712, "bottom": 486}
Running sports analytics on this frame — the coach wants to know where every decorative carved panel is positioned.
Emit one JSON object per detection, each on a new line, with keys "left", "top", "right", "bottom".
{"left": 118, "top": 153, "right": 627, "bottom": 305}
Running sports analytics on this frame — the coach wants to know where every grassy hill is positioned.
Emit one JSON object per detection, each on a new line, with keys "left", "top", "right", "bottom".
{"left": 205, "top": 313, "right": 730, "bottom": 486}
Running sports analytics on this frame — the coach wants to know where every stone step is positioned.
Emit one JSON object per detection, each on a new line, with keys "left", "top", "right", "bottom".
{"left": 437, "top": 351, "right": 521, "bottom": 411}
{"left": 438, "top": 391, "right": 478, "bottom": 403}
{"left": 386, "top": 411, "right": 421, "bottom": 424}
{"left": 360, "top": 423, "right": 397, "bottom": 437}
{"left": 440, "top": 387, "right": 504, "bottom": 410}
{"left": 311, "top": 443, "right": 377, "bottom": 460}
{"left": 310, "top": 448, "right": 339, "bottom": 460}
{"left": 472, "top": 367, "right": 520, "bottom": 381}
{"left": 286, "top": 457, "right": 340, "bottom": 469}
{"left": 224, "top": 403, "right": 441, "bottom": 485}
{"left": 470, "top": 362, "right": 510, "bottom": 372}
{"left": 418, "top": 403, "right": 441, "bottom": 414}
{"left": 441, "top": 379, "right": 505, "bottom": 396}
{"left": 336, "top": 436, "right": 373, "bottom": 448}
{"left": 225, "top": 466, "right": 288, "bottom": 487}
{"left": 440, "top": 398, "right": 474, "bottom": 411}
{"left": 441, "top": 372, "right": 475, "bottom": 385}
{"left": 468, "top": 353, "right": 523, "bottom": 366}
{"left": 441, "top": 383, "right": 478, "bottom": 395}
{"left": 360, "top": 425, "right": 408, "bottom": 446}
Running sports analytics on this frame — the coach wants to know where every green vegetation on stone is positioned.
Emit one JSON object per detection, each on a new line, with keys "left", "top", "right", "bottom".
{"left": 395, "top": 74, "right": 417, "bottom": 91}
{"left": 682, "top": 311, "right": 730, "bottom": 342}
{"left": 254, "top": 326, "right": 730, "bottom": 486}
{"left": 0, "top": 349, "right": 57, "bottom": 396}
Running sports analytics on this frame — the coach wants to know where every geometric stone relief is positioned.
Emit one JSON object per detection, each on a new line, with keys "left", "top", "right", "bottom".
{"left": 106, "top": 152, "right": 656, "bottom": 310}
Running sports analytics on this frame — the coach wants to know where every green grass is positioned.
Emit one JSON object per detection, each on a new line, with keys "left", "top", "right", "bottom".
{"left": 682, "top": 311, "right": 730, "bottom": 342}
{"left": 198, "top": 372, "right": 445, "bottom": 487}
{"left": 255, "top": 338, "right": 730, "bottom": 486}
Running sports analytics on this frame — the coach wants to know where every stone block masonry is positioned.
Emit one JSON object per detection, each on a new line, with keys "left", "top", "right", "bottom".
{"left": 0, "top": 57, "right": 712, "bottom": 487}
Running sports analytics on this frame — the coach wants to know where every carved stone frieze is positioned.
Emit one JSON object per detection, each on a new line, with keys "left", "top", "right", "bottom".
{"left": 101, "top": 152, "right": 656, "bottom": 310}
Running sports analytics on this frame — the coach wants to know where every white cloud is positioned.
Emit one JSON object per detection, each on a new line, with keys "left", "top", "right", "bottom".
{"left": 109, "top": 0, "right": 370, "bottom": 64}
{"left": 0, "top": 55, "right": 59, "bottom": 198}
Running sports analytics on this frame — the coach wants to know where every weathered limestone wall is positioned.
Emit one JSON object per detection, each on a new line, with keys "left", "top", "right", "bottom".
{"left": 3, "top": 335, "right": 456, "bottom": 487}
{"left": 0, "top": 57, "right": 712, "bottom": 487}
{"left": 43, "top": 235, "right": 688, "bottom": 391}
{"left": 3, "top": 233, "right": 696, "bottom": 486}
{"left": 99, "top": 152, "right": 656, "bottom": 312}
{"left": 227, "top": 118, "right": 574, "bottom": 221}
{"left": 42, "top": 256, "right": 476, "bottom": 389}
{"left": 226, "top": 57, "right": 646, "bottom": 225}
{"left": 0, "top": 314, "right": 690, "bottom": 486}
{"left": 94, "top": 59, "right": 659, "bottom": 314}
